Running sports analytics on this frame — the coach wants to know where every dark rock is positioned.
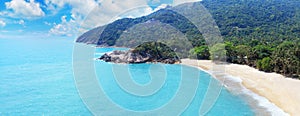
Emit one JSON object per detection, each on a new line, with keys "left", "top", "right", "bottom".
{"left": 99, "top": 53, "right": 111, "bottom": 62}
{"left": 98, "top": 50, "right": 180, "bottom": 64}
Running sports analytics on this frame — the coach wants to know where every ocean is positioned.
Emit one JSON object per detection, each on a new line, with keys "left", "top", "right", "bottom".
{"left": 0, "top": 38, "right": 254, "bottom": 115}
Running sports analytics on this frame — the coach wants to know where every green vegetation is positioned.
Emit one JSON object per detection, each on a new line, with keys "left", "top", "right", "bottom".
{"left": 191, "top": 41, "right": 300, "bottom": 78}
{"left": 209, "top": 43, "right": 226, "bottom": 61}
{"left": 197, "top": 0, "right": 300, "bottom": 78}
{"left": 133, "top": 42, "right": 179, "bottom": 61}
{"left": 189, "top": 46, "right": 209, "bottom": 59}
{"left": 271, "top": 41, "right": 300, "bottom": 77}
{"left": 257, "top": 57, "right": 273, "bottom": 72}
{"left": 77, "top": 0, "right": 300, "bottom": 78}
{"left": 202, "top": 0, "right": 300, "bottom": 44}
{"left": 95, "top": 9, "right": 203, "bottom": 47}
{"left": 190, "top": 41, "right": 300, "bottom": 78}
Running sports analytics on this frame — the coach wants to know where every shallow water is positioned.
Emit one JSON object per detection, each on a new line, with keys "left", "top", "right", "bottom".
{"left": 0, "top": 38, "right": 254, "bottom": 115}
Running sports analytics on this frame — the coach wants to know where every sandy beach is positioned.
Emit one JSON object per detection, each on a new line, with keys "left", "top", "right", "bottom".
{"left": 181, "top": 59, "right": 300, "bottom": 116}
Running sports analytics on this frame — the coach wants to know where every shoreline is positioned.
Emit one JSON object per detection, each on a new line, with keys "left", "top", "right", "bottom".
{"left": 181, "top": 59, "right": 300, "bottom": 115}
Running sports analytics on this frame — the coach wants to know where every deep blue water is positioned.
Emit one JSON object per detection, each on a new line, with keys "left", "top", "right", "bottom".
{"left": 0, "top": 38, "right": 254, "bottom": 115}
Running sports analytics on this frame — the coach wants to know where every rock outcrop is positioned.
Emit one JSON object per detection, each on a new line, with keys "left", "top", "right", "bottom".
{"left": 99, "top": 50, "right": 181, "bottom": 64}
{"left": 98, "top": 42, "right": 181, "bottom": 64}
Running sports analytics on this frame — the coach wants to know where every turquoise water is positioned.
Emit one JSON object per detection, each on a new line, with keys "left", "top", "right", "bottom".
{"left": 0, "top": 38, "right": 91, "bottom": 115}
{"left": 0, "top": 38, "right": 254, "bottom": 115}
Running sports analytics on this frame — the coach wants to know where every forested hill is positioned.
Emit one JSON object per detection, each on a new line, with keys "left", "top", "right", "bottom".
{"left": 202, "top": 0, "right": 300, "bottom": 45}
{"left": 77, "top": 0, "right": 300, "bottom": 78}
{"left": 76, "top": 8, "right": 203, "bottom": 47}
{"left": 77, "top": 0, "right": 300, "bottom": 46}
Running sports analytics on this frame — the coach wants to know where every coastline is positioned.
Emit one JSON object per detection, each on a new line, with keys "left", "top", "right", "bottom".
{"left": 181, "top": 59, "right": 300, "bottom": 115}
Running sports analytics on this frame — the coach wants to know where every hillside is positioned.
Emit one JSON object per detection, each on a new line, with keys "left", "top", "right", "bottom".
{"left": 77, "top": 0, "right": 300, "bottom": 78}
{"left": 202, "top": 0, "right": 300, "bottom": 44}
{"left": 77, "top": 0, "right": 300, "bottom": 46}
{"left": 76, "top": 8, "right": 203, "bottom": 47}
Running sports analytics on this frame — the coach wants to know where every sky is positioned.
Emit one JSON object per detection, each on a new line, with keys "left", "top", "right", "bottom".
{"left": 0, "top": 0, "right": 200, "bottom": 39}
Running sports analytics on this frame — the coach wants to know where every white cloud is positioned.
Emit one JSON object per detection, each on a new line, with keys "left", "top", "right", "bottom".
{"left": 121, "top": 7, "right": 154, "bottom": 19}
{"left": 45, "top": 0, "right": 101, "bottom": 36}
{"left": 2, "top": 0, "right": 45, "bottom": 19}
{"left": 46, "top": 0, "right": 194, "bottom": 37}
{"left": 49, "top": 15, "right": 77, "bottom": 37}
{"left": 0, "top": 19, "right": 6, "bottom": 27}
{"left": 18, "top": 19, "right": 25, "bottom": 25}
{"left": 173, "top": 0, "right": 202, "bottom": 6}
{"left": 119, "top": 4, "right": 168, "bottom": 19}
{"left": 46, "top": 0, "right": 150, "bottom": 36}
{"left": 79, "top": 0, "right": 149, "bottom": 32}
{"left": 44, "top": 21, "right": 52, "bottom": 26}
{"left": 155, "top": 4, "right": 169, "bottom": 10}
{"left": 45, "top": 0, "right": 100, "bottom": 20}
{"left": 150, "top": 0, "right": 161, "bottom": 4}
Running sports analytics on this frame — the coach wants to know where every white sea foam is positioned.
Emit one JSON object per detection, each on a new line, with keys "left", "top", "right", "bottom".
{"left": 222, "top": 75, "right": 289, "bottom": 116}
{"left": 186, "top": 63, "right": 289, "bottom": 115}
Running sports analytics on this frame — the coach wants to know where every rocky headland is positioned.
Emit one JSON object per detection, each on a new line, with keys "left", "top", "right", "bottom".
{"left": 98, "top": 42, "right": 181, "bottom": 64}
